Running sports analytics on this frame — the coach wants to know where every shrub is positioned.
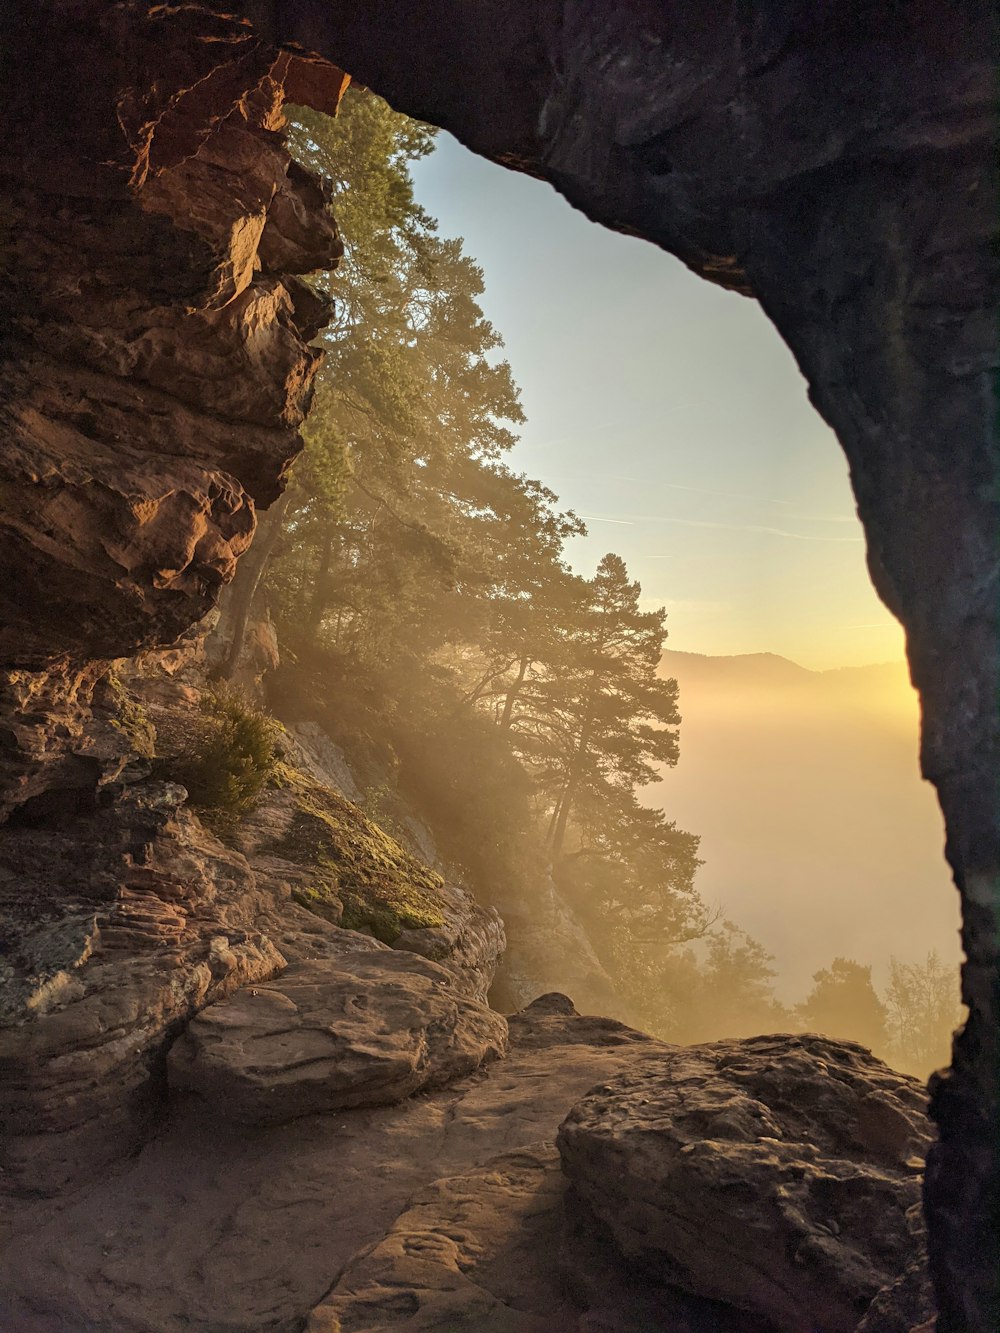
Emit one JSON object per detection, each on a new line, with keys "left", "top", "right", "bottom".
{"left": 160, "top": 689, "right": 278, "bottom": 825}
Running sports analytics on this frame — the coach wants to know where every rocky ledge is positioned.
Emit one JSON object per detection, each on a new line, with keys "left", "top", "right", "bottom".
{"left": 168, "top": 952, "right": 508, "bottom": 1124}
{"left": 0, "top": 657, "right": 504, "bottom": 1197}
{"left": 0, "top": 993, "right": 932, "bottom": 1333}
{"left": 559, "top": 1033, "right": 933, "bottom": 1333}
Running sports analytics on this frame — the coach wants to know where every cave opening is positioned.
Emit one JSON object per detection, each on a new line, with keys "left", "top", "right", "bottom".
{"left": 261, "top": 89, "right": 963, "bottom": 1079}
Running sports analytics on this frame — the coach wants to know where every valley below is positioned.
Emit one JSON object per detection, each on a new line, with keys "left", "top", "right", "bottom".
{"left": 648, "top": 651, "right": 958, "bottom": 999}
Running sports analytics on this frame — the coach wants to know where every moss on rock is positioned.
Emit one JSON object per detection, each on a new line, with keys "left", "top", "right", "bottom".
{"left": 106, "top": 672, "right": 157, "bottom": 758}
{"left": 269, "top": 766, "right": 447, "bottom": 945}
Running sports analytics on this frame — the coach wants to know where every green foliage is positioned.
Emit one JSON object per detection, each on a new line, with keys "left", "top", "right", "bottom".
{"left": 265, "top": 89, "right": 529, "bottom": 671}
{"left": 160, "top": 689, "right": 278, "bottom": 825}
{"left": 395, "top": 683, "right": 540, "bottom": 892}
{"left": 620, "top": 922, "right": 791, "bottom": 1044}
{"left": 884, "top": 950, "right": 963, "bottom": 1075}
{"left": 268, "top": 764, "right": 447, "bottom": 944}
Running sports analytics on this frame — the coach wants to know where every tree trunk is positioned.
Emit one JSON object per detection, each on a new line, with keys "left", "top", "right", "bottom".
{"left": 548, "top": 715, "right": 593, "bottom": 859}
{"left": 548, "top": 775, "right": 576, "bottom": 860}
{"left": 305, "top": 529, "right": 334, "bottom": 644}
{"left": 499, "top": 654, "right": 530, "bottom": 730}
{"left": 548, "top": 669, "right": 601, "bottom": 858}
{"left": 218, "top": 491, "right": 290, "bottom": 680}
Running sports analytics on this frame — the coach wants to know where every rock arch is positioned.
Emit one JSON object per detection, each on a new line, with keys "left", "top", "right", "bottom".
{"left": 1, "top": 3, "right": 996, "bottom": 1327}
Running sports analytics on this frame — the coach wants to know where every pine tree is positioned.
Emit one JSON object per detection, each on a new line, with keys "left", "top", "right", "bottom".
{"left": 538, "top": 553, "right": 680, "bottom": 858}
{"left": 798, "top": 957, "right": 890, "bottom": 1055}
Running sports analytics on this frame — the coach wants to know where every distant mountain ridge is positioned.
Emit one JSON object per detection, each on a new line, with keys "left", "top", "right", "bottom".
{"left": 660, "top": 648, "right": 910, "bottom": 688}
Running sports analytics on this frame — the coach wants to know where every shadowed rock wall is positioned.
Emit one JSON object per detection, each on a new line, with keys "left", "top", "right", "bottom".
{"left": 0, "top": 3, "right": 996, "bottom": 1329}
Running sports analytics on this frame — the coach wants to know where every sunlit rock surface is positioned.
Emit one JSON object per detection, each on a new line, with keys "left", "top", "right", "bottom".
{"left": 0, "top": 658, "right": 502, "bottom": 1194}
{"left": 233, "top": 721, "right": 507, "bottom": 1002}
{"left": 0, "top": 1004, "right": 928, "bottom": 1333}
{"left": 0, "top": 5, "right": 345, "bottom": 666}
{"left": 168, "top": 952, "right": 508, "bottom": 1124}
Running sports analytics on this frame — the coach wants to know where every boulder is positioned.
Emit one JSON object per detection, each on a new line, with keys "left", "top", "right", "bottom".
{"left": 167, "top": 951, "right": 508, "bottom": 1124}
{"left": 557, "top": 1032, "right": 932, "bottom": 1333}
{"left": 234, "top": 759, "right": 506, "bottom": 1001}
{"left": 855, "top": 1203, "right": 935, "bottom": 1333}
{"left": 855, "top": 1260, "right": 936, "bottom": 1333}
{"left": 392, "top": 877, "right": 506, "bottom": 1004}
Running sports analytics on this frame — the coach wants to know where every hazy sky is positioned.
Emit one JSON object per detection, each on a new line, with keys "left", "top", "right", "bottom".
{"left": 411, "top": 134, "right": 905, "bottom": 671}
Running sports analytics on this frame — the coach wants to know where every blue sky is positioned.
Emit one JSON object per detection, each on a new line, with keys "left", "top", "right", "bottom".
{"left": 411, "top": 132, "right": 905, "bottom": 670}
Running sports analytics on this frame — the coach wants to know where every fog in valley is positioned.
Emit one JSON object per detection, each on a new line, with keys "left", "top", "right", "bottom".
{"left": 648, "top": 650, "right": 958, "bottom": 1002}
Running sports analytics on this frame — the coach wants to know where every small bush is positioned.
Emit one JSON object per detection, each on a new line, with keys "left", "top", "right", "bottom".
{"left": 160, "top": 689, "right": 278, "bottom": 825}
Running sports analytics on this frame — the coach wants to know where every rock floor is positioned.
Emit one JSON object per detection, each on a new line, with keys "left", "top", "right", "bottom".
{"left": 0, "top": 1000, "right": 665, "bottom": 1332}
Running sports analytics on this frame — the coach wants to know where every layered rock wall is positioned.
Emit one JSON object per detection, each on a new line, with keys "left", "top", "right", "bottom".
{"left": 0, "top": 2, "right": 344, "bottom": 667}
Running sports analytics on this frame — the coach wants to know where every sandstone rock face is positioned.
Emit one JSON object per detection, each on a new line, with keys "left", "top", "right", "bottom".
{"left": 232, "top": 737, "right": 506, "bottom": 1001}
{"left": 0, "top": 665, "right": 133, "bottom": 825}
{"left": 391, "top": 877, "right": 506, "bottom": 1004}
{"left": 168, "top": 952, "right": 508, "bottom": 1124}
{"left": 0, "top": 4, "right": 346, "bottom": 667}
{"left": 282, "top": 720, "right": 368, "bottom": 805}
{"left": 0, "top": 790, "right": 290, "bottom": 1196}
{"left": 0, "top": 648, "right": 508, "bottom": 1195}
{"left": 557, "top": 1033, "right": 932, "bottom": 1333}
{"left": 280, "top": 729, "right": 508, "bottom": 1002}
{"left": 857, "top": 1256, "right": 937, "bottom": 1333}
